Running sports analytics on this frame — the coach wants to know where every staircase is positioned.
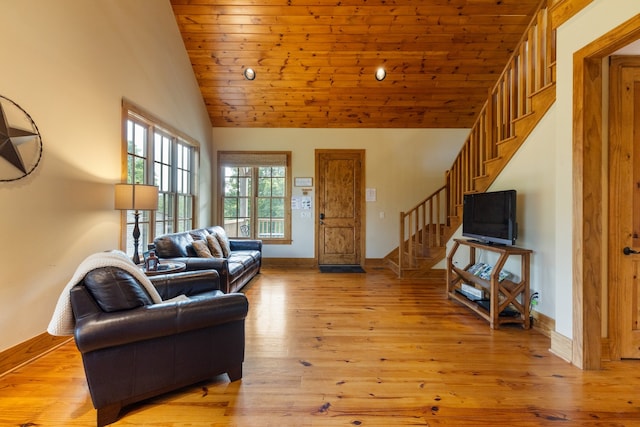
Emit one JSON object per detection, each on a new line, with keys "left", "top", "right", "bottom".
{"left": 386, "top": 0, "right": 556, "bottom": 278}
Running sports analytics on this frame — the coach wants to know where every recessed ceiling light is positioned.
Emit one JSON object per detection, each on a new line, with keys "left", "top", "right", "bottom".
{"left": 243, "top": 68, "right": 256, "bottom": 80}
{"left": 375, "top": 67, "right": 386, "bottom": 81}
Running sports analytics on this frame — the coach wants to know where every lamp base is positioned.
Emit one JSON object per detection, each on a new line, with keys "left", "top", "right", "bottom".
{"left": 132, "top": 210, "right": 141, "bottom": 265}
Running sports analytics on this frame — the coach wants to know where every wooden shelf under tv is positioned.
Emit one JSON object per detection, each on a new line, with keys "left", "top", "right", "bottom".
{"left": 446, "top": 238, "right": 532, "bottom": 329}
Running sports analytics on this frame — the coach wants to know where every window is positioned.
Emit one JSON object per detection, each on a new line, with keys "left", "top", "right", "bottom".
{"left": 121, "top": 101, "right": 199, "bottom": 257}
{"left": 218, "top": 151, "right": 291, "bottom": 243}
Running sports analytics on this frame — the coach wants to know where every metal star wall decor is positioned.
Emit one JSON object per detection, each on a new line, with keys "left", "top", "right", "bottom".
{"left": 0, "top": 95, "right": 42, "bottom": 182}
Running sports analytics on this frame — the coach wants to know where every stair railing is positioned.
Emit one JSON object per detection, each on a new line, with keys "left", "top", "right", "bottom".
{"left": 448, "top": 0, "right": 555, "bottom": 216}
{"left": 398, "top": 185, "right": 447, "bottom": 269}
{"left": 395, "top": 0, "right": 555, "bottom": 277}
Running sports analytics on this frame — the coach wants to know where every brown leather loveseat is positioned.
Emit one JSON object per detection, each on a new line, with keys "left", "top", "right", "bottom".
{"left": 70, "top": 267, "right": 248, "bottom": 426}
{"left": 151, "top": 226, "right": 262, "bottom": 294}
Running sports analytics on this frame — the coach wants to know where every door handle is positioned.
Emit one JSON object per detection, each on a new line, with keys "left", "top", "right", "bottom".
{"left": 623, "top": 246, "right": 639, "bottom": 255}
{"left": 320, "top": 213, "right": 325, "bottom": 220}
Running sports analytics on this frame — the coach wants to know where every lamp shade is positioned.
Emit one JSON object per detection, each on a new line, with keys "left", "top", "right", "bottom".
{"left": 114, "top": 183, "right": 159, "bottom": 211}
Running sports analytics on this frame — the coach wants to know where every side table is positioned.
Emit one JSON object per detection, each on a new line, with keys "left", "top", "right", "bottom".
{"left": 446, "top": 238, "right": 532, "bottom": 329}
{"left": 141, "top": 261, "right": 186, "bottom": 276}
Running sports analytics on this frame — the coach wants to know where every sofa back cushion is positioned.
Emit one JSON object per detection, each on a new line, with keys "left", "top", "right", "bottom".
{"left": 154, "top": 229, "right": 212, "bottom": 257}
{"left": 189, "top": 228, "right": 209, "bottom": 242}
{"left": 153, "top": 231, "right": 194, "bottom": 257}
{"left": 83, "top": 267, "right": 154, "bottom": 312}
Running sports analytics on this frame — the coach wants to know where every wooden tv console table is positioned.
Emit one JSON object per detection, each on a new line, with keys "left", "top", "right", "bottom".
{"left": 446, "top": 238, "right": 532, "bottom": 329}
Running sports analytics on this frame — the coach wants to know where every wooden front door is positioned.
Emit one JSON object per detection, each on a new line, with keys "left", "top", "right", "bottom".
{"left": 316, "top": 150, "right": 364, "bottom": 266}
{"left": 609, "top": 56, "right": 640, "bottom": 359}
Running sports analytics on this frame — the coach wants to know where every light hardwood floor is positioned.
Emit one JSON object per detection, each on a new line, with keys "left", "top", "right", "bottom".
{"left": 2, "top": 267, "right": 640, "bottom": 426}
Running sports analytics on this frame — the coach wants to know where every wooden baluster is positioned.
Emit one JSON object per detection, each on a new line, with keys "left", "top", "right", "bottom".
{"left": 398, "top": 212, "right": 404, "bottom": 273}
{"left": 517, "top": 42, "right": 526, "bottom": 117}
{"left": 536, "top": 9, "right": 546, "bottom": 91}
{"left": 410, "top": 210, "right": 415, "bottom": 263}
{"left": 435, "top": 192, "right": 442, "bottom": 247}
{"left": 527, "top": 27, "right": 536, "bottom": 109}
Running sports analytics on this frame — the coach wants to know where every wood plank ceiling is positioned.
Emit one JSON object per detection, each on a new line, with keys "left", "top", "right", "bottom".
{"left": 170, "top": 0, "right": 541, "bottom": 128}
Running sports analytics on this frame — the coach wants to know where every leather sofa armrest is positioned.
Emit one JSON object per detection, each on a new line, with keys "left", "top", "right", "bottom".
{"left": 150, "top": 270, "right": 221, "bottom": 299}
{"left": 230, "top": 239, "right": 262, "bottom": 252}
{"left": 74, "top": 293, "right": 248, "bottom": 353}
{"left": 155, "top": 257, "right": 231, "bottom": 291}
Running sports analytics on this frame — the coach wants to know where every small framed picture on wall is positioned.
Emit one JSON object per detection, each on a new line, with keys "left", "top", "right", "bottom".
{"left": 295, "top": 177, "right": 313, "bottom": 187}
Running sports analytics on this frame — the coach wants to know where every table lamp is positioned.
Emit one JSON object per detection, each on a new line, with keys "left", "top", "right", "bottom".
{"left": 115, "top": 183, "right": 159, "bottom": 264}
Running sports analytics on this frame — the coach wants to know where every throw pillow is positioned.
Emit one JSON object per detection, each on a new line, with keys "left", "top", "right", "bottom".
{"left": 206, "top": 234, "right": 225, "bottom": 258}
{"left": 211, "top": 226, "right": 231, "bottom": 257}
{"left": 191, "top": 239, "right": 213, "bottom": 258}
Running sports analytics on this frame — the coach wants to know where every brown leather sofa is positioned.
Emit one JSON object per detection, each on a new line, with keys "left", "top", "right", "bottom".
{"left": 151, "top": 226, "right": 262, "bottom": 294}
{"left": 70, "top": 267, "right": 248, "bottom": 426}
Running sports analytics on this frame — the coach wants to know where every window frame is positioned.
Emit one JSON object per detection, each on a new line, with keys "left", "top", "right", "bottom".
{"left": 120, "top": 100, "right": 200, "bottom": 255}
{"left": 218, "top": 151, "right": 292, "bottom": 244}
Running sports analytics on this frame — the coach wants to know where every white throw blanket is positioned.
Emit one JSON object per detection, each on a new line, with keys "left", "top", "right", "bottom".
{"left": 47, "top": 251, "right": 163, "bottom": 336}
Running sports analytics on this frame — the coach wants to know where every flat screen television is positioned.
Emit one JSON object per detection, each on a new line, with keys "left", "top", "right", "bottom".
{"left": 462, "top": 190, "right": 517, "bottom": 246}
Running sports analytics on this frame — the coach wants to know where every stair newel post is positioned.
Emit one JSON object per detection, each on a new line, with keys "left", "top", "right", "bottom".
{"left": 445, "top": 171, "right": 452, "bottom": 230}
{"left": 428, "top": 199, "right": 440, "bottom": 247}
{"left": 399, "top": 211, "right": 405, "bottom": 276}
{"left": 408, "top": 211, "right": 414, "bottom": 267}
{"left": 435, "top": 191, "right": 441, "bottom": 248}
{"left": 421, "top": 201, "right": 426, "bottom": 254}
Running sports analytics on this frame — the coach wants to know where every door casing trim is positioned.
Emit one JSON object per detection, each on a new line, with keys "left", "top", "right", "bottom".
{"left": 572, "top": 14, "right": 640, "bottom": 369}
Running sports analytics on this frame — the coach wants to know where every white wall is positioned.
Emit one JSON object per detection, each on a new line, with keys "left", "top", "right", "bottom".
{"left": 211, "top": 128, "right": 468, "bottom": 259}
{"left": 552, "top": 0, "right": 640, "bottom": 339}
{"left": 490, "top": 107, "right": 557, "bottom": 318}
{"left": 0, "top": 0, "right": 212, "bottom": 352}
{"left": 443, "top": 106, "right": 557, "bottom": 320}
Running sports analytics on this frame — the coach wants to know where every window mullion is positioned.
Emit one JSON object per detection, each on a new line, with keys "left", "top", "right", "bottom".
{"left": 146, "top": 125, "right": 155, "bottom": 185}
{"left": 190, "top": 144, "right": 196, "bottom": 198}
{"left": 252, "top": 167, "right": 258, "bottom": 239}
{"left": 171, "top": 137, "right": 178, "bottom": 193}
{"left": 170, "top": 137, "right": 178, "bottom": 232}
{"left": 146, "top": 124, "right": 156, "bottom": 234}
{"left": 189, "top": 145, "right": 196, "bottom": 228}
